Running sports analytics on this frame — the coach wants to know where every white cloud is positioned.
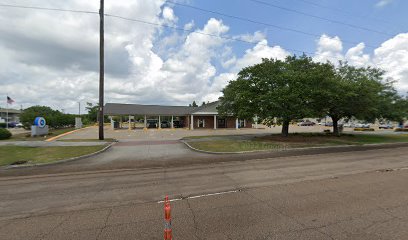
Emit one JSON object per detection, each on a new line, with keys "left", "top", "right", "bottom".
{"left": 184, "top": 21, "right": 195, "bottom": 31}
{"left": 236, "top": 31, "right": 266, "bottom": 43}
{"left": 1, "top": 0, "right": 407, "bottom": 114}
{"left": 162, "top": 6, "right": 178, "bottom": 24}
{"left": 376, "top": 0, "right": 393, "bottom": 8}
{"left": 232, "top": 40, "right": 290, "bottom": 72}
{"left": 345, "top": 43, "right": 371, "bottom": 67}
{"left": 373, "top": 33, "right": 408, "bottom": 93}
{"left": 201, "top": 39, "right": 290, "bottom": 102}
{"left": 314, "top": 34, "right": 344, "bottom": 63}
{"left": 313, "top": 33, "right": 408, "bottom": 95}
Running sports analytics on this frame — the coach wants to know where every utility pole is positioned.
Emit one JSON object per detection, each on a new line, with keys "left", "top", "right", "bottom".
{"left": 78, "top": 102, "right": 81, "bottom": 116}
{"left": 98, "top": 0, "right": 105, "bottom": 140}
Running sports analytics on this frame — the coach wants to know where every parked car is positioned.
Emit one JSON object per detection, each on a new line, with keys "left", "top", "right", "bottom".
{"left": 355, "top": 123, "right": 371, "bottom": 128}
{"left": 15, "top": 123, "right": 23, "bottom": 128}
{"left": 343, "top": 123, "right": 355, "bottom": 128}
{"left": 7, "top": 122, "right": 16, "bottom": 128}
{"left": 298, "top": 121, "right": 316, "bottom": 126}
{"left": 146, "top": 119, "right": 158, "bottom": 128}
{"left": 173, "top": 120, "right": 183, "bottom": 128}
{"left": 160, "top": 121, "right": 170, "bottom": 128}
{"left": 325, "top": 122, "right": 333, "bottom": 127}
{"left": 379, "top": 124, "right": 394, "bottom": 129}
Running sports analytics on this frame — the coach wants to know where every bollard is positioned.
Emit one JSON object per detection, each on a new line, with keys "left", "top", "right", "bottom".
{"left": 164, "top": 195, "right": 172, "bottom": 240}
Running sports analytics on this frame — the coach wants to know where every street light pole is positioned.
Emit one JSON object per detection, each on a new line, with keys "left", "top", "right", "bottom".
{"left": 98, "top": 0, "right": 104, "bottom": 140}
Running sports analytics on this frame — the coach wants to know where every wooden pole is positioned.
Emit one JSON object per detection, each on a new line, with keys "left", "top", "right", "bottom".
{"left": 98, "top": 0, "right": 105, "bottom": 140}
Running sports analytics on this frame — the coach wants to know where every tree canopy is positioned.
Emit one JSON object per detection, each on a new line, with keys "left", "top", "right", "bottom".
{"left": 218, "top": 55, "right": 407, "bottom": 136}
{"left": 20, "top": 106, "right": 76, "bottom": 129}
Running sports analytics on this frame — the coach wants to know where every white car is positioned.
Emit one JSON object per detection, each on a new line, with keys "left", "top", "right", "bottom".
{"left": 343, "top": 123, "right": 355, "bottom": 128}
{"left": 15, "top": 123, "right": 23, "bottom": 128}
{"left": 355, "top": 123, "right": 370, "bottom": 128}
{"left": 379, "top": 124, "right": 394, "bottom": 129}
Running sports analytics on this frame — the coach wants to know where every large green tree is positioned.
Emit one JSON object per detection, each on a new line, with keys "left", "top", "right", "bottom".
{"left": 311, "top": 62, "right": 399, "bottom": 135}
{"left": 20, "top": 106, "right": 75, "bottom": 129}
{"left": 218, "top": 55, "right": 326, "bottom": 136}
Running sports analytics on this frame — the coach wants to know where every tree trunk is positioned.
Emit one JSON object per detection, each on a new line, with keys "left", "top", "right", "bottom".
{"left": 281, "top": 119, "right": 290, "bottom": 137}
{"left": 332, "top": 116, "right": 339, "bottom": 136}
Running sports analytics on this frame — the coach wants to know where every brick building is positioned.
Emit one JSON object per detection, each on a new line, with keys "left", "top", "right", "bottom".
{"left": 104, "top": 101, "right": 252, "bottom": 130}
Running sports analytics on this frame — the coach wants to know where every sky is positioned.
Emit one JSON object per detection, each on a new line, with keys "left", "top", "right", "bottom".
{"left": 0, "top": 0, "right": 407, "bottom": 113}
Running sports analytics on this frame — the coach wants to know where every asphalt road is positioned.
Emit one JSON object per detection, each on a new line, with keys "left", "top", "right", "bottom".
{"left": 1, "top": 146, "right": 408, "bottom": 239}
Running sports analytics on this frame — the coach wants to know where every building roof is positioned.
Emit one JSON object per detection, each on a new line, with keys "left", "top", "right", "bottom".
{"left": 104, "top": 103, "right": 195, "bottom": 116}
{"left": 191, "top": 101, "right": 220, "bottom": 115}
{"left": 0, "top": 108, "right": 22, "bottom": 114}
{"left": 104, "top": 101, "right": 221, "bottom": 116}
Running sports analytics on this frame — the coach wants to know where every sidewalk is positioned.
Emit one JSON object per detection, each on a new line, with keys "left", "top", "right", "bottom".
{"left": 0, "top": 141, "right": 107, "bottom": 147}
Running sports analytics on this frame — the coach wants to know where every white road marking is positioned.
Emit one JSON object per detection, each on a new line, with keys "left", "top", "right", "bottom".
{"left": 157, "top": 189, "right": 240, "bottom": 203}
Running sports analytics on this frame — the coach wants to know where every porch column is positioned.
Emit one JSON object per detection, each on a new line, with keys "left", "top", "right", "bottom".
{"left": 255, "top": 115, "right": 258, "bottom": 129}
{"left": 236, "top": 118, "right": 239, "bottom": 129}
{"left": 190, "top": 115, "right": 194, "bottom": 130}
{"left": 110, "top": 116, "right": 114, "bottom": 130}
{"left": 144, "top": 115, "right": 147, "bottom": 129}
{"left": 171, "top": 116, "right": 174, "bottom": 128}
{"left": 213, "top": 115, "right": 217, "bottom": 130}
{"left": 128, "top": 115, "right": 131, "bottom": 130}
{"left": 158, "top": 115, "right": 161, "bottom": 129}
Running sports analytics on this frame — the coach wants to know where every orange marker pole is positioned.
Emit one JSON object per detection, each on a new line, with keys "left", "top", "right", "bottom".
{"left": 164, "top": 196, "right": 172, "bottom": 240}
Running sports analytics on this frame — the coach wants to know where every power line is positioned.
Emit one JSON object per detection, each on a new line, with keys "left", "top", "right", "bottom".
{"left": 249, "top": 0, "right": 394, "bottom": 37}
{"left": 106, "top": 13, "right": 379, "bottom": 67}
{"left": 105, "top": 13, "right": 311, "bottom": 55}
{"left": 166, "top": 0, "right": 376, "bottom": 49}
{"left": 289, "top": 0, "right": 399, "bottom": 27}
{"left": 0, "top": 3, "right": 378, "bottom": 66}
{"left": 0, "top": 3, "right": 98, "bottom": 14}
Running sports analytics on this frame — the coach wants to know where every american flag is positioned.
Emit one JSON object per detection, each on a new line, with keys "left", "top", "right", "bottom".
{"left": 7, "top": 96, "right": 14, "bottom": 104}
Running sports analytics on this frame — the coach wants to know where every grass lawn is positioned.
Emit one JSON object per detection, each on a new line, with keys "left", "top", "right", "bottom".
{"left": 4, "top": 127, "right": 76, "bottom": 141}
{"left": 184, "top": 133, "right": 408, "bottom": 153}
{"left": 0, "top": 145, "right": 107, "bottom": 166}
{"left": 187, "top": 140, "right": 282, "bottom": 152}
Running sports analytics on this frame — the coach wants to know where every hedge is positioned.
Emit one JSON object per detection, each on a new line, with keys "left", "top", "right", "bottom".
{"left": 0, "top": 128, "right": 12, "bottom": 140}
{"left": 395, "top": 128, "right": 408, "bottom": 132}
{"left": 354, "top": 128, "right": 375, "bottom": 131}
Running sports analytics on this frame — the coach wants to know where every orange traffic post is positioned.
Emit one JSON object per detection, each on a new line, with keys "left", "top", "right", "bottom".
{"left": 164, "top": 195, "right": 172, "bottom": 240}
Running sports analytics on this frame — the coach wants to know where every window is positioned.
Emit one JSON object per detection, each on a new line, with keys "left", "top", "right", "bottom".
{"left": 198, "top": 119, "right": 205, "bottom": 128}
{"left": 239, "top": 119, "right": 245, "bottom": 128}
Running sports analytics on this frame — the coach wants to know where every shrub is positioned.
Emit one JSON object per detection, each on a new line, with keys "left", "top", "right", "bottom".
{"left": 0, "top": 128, "right": 12, "bottom": 140}
{"left": 395, "top": 128, "right": 408, "bottom": 132}
{"left": 354, "top": 128, "right": 375, "bottom": 131}
{"left": 0, "top": 123, "right": 6, "bottom": 128}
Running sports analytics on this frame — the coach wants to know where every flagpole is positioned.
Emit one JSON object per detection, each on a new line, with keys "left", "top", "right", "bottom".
{"left": 6, "top": 96, "right": 8, "bottom": 129}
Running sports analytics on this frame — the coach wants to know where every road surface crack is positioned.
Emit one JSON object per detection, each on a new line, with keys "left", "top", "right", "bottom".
{"left": 37, "top": 212, "right": 73, "bottom": 239}
{"left": 243, "top": 190, "right": 335, "bottom": 240}
{"left": 186, "top": 198, "right": 202, "bottom": 240}
{"left": 96, "top": 208, "right": 112, "bottom": 240}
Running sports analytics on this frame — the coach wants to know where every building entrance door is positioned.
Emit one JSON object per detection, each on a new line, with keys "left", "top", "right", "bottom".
{"left": 217, "top": 118, "right": 226, "bottom": 128}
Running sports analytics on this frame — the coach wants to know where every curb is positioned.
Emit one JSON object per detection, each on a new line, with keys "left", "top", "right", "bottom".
{"left": 3, "top": 141, "right": 116, "bottom": 169}
{"left": 180, "top": 140, "right": 284, "bottom": 154}
{"left": 181, "top": 139, "right": 408, "bottom": 155}
{"left": 45, "top": 126, "right": 94, "bottom": 142}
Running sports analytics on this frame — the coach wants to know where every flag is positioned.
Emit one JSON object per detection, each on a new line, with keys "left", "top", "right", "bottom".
{"left": 7, "top": 96, "right": 14, "bottom": 104}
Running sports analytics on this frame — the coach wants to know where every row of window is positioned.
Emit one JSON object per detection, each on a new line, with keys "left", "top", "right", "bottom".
{"left": 195, "top": 118, "right": 246, "bottom": 128}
